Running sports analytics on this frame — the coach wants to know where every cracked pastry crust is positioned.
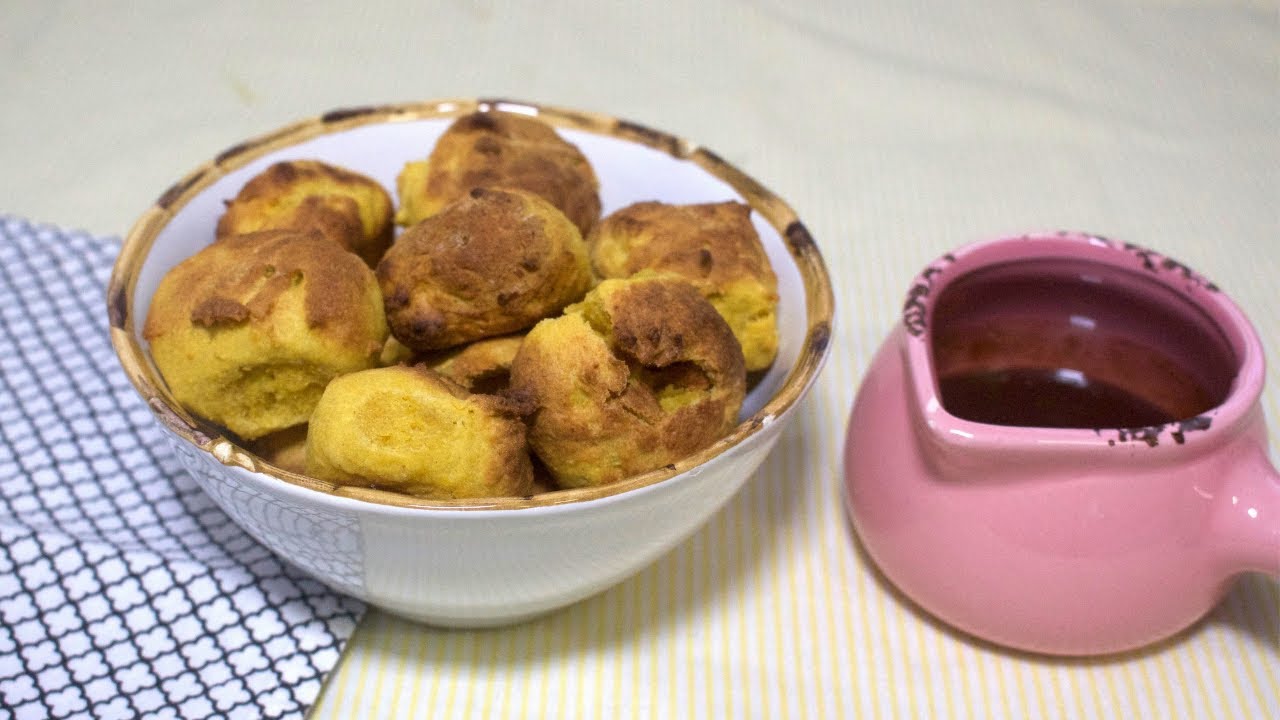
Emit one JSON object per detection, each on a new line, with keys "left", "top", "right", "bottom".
{"left": 379, "top": 333, "right": 525, "bottom": 394}
{"left": 305, "top": 365, "right": 534, "bottom": 499}
{"left": 216, "top": 159, "right": 394, "bottom": 266}
{"left": 508, "top": 274, "right": 747, "bottom": 488}
{"left": 395, "top": 111, "right": 601, "bottom": 235}
{"left": 143, "top": 230, "right": 388, "bottom": 440}
{"left": 418, "top": 333, "right": 525, "bottom": 395}
{"left": 588, "top": 201, "right": 780, "bottom": 372}
{"left": 377, "top": 187, "right": 591, "bottom": 351}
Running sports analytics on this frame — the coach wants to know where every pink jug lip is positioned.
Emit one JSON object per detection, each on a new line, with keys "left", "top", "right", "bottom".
{"left": 901, "top": 230, "right": 1266, "bottom": 457}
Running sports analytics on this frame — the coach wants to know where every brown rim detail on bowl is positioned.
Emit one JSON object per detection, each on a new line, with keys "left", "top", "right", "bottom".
{"left": 107, "top": 98, "right": 836, "bottom": 511}
{"left": 156, "top": 170, "right": 207, "bottom": 210}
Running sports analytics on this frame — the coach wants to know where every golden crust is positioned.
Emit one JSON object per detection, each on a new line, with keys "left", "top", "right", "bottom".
{"left": 377, "top": 187, "right": 591, "bottom": 351}
{"left": 304, "top": 365, "right": 534, "bottom": 499}
{"left": 378, "top": 335, "right": 416, "bottom": 366}
{"left": 396, "top": 111, "right": 601, "bottom": 234}
{"left": 216, "top": 160, "right": 394, "bottom": 266}
{"left": 588, "top": 201, "right": 780, "bottom": 371}
{"left": 508, "top": 275, "right": 746, "bottom": 488}
{"left": 419, "top": 333, "right": 524, "bottom": 394}
{"left": 143, "top": 230, "right": 388, "bottom": 439}
{"left": 246, "top": 424, "right": 309, "bottom": 475}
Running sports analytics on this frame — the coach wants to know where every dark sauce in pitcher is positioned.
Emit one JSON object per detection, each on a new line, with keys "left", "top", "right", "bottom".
{"left": 939, "top": 368, "right": 1178, "bottom": 428}
{"left": 930, "top": 258, "right": 1237, "bottom": 429}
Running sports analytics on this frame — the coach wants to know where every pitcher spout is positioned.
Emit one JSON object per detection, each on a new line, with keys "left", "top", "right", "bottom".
{"left": 1213, "top": 441, "right": 1280, "bottom": 578}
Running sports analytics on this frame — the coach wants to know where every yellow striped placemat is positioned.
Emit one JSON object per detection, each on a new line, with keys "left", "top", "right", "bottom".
{"left": 311, "top": 481, "right": 1277, "bottom": 718}
{"left": 309, "top": 108, "right": 1279, "bottom": 718}
{"left": 310, "top": 285, "right": 1280, "bottom": 718}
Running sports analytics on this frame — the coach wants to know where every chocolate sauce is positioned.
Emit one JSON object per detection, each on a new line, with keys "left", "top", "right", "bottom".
{"left": 929, "top": 258, "right": 1237, "bottom": 429}
{"left": 939, "top": 367, "right": 1177, "bottom": 428}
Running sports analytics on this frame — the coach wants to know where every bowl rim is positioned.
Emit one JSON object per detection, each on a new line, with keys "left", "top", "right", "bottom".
{"left": 106, "top": 97, "right": 835, "bottom": 511}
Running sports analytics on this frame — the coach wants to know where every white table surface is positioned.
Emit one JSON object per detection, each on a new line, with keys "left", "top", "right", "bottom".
{"left": 4, "top": 1, "right": 1276, "bottom": 717}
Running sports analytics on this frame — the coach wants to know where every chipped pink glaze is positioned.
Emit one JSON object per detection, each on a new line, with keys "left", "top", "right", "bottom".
{"left": 843, "top": 231, "right": 1280, "bottom": 656}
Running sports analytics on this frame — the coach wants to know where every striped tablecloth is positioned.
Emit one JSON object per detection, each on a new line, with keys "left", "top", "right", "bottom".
{"left": 302, "top": 3, "right": 1278, "bottom": 717}
{"left": 312, "top": 149, "right": 1280, "bottom": 717}
{"left": 314, "top": 362, "right": 1278, "bottom": 718}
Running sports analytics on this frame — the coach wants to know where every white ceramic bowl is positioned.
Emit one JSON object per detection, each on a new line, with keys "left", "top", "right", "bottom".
{"left": 107, "top": 99, "right": 834, "bottom": 627}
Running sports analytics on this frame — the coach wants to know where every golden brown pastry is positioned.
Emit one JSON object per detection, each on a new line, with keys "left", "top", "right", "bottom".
{"left": 143, "top": 230, "right": 388, "bottom": 440}
{"left": 216, "top": 160, "right": 394, "bottom": 266}
{"left": 378, "top": 333, "right": 524, "bottom": 393}
{"left": 246, "top": 425, "right": 309, "bottom": 475}
{"left": 508, "top": 274, "right": 747, "bottom": 488}
{"left": 377, "top": 187, "right": 592, "bottom": 351}
{"left": 378, "top": 335, "right": 416, "bottom": 366}
{"left": 419, "top": 333, "right": 525, "bottom": 394}
{"left": 588, "top": 200, "right": 780, "bottom": 372}
{"left": 396, "top": 111, "right": 601, "bottom": 234}
{"left": 305, "top": 365, "right": 534, "bottom": 499}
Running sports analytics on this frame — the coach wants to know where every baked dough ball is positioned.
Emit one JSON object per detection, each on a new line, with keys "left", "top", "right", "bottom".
{"left": 380, "top": 332, "right": 524, "bottom": 394}
{"left": 420, "top": 333, "right": 524, "bottom": 394}
{"left": 143, "top": 230, "right": 388, "bottom": 440}
{"left": 216, "top": 160, "right": 394, "bottom": 266}
{"left": 246, "top": 425, "right": 308, "bottom": 475}
{"left": 378, "top": 335, "right": 416, "bottom": 367}
{"left": 589, "top": 201, "right": 780, "bottom": 372}
{"left": 305, "top": 365, "right": 534, "bottom": 499}
{"left": 396, "top": 111, "right": 601, "bottom": 234}
{"left": 509, "top": 274, "right": 747, "bottom": 488}
{"left": 378, "top": 187, "right": 591, "bottom": 351}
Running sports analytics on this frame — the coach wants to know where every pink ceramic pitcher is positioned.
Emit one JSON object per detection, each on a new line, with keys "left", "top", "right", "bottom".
{"left": 843, "top": 231, "right": 1279, "bottom": 656}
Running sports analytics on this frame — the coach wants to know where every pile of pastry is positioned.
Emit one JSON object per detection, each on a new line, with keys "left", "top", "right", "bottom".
{"left": 144, "top": 111, "right": 779, "bottom": 499}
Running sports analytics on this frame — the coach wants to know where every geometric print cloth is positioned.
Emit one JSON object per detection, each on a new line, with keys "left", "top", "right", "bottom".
{"left": 0, "top": 216, "right": 365, "bottom": 719}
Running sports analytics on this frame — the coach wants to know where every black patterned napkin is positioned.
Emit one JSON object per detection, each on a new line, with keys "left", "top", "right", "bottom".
{"left": 0, "top": 217, "right": 365, "bottom": 719}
